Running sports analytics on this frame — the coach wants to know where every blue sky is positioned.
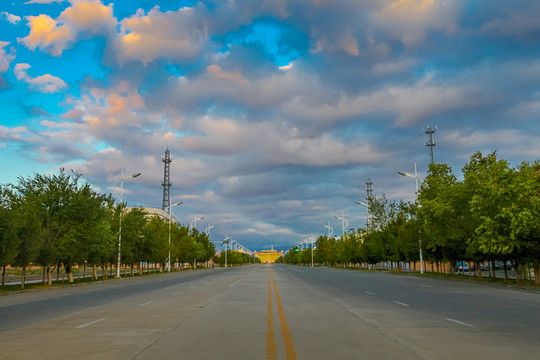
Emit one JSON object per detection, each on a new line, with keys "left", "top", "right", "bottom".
{"left": 1, "top": 0, "right": 539, "bottom": 252}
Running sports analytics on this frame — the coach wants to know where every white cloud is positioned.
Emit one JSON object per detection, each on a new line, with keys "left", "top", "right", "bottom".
{"left": 14, "top": 63, "right": 68, "bottom": 93}
{"left": 0, "top": 42, "right": 16, "bottom": 73}
{"left": 1, "top": 12, "right": 22, "bottom": 25}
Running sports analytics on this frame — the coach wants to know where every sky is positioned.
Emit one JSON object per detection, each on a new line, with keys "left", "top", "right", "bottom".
{"left": 1, "top": 0, "right": 539, "bottom": 252}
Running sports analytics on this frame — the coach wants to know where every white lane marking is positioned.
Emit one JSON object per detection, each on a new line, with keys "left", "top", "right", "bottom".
{"left": 420, "top": 285, "right": 430, "bottom": 288}
{"left": 393, "top": 301, "right": 410, "bottom": 307}
{"left": 229, "top": 279, "right": 241, "bottom": 288}
{"left": 446, "top": 318, "right": 474, "bottom": 327}
{"left": 140, "top": 300, "right": 154, "bottom": 306}
{"left": 76, "top": 318, "right": 106, "bottom": 329}
{"left": 364, "top": 291, "right": 374, "bottom": 296}
{"left": 346, "top": 284, "right": 353, "bottom": 288}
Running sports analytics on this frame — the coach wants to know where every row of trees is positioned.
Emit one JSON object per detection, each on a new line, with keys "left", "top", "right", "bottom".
{"left": 0, "top": 169, "right": 220, "bottom": 288}
{"left": 283, "top": 152, "right": 540, "bottom": 285}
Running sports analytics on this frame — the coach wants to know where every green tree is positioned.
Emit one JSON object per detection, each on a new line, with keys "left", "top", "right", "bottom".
{"left": 0, "top": 187, "right": 20, "bottom": 286}
{"left": 418, "top": 163, "right": 466, "bottom": 272}
{"left": 462, "top": 152, "right": 514, "bottom": 277}
{"left": 121, "top": 207, "right": 149, "bottom": 275}
{"left": 507, "top": 161, "right": 540, "bottom": 284}
{"left": 142, "top": 216, "right": 168, "bottom": 272}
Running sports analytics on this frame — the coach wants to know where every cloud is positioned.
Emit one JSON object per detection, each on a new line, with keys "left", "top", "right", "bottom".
{"left": 1, "top": 12, "right": 22, "bottom": 25}
{"left": 19, "top": 14, "right": 74, "bottom": 55}
{"left": 14, "top": 63, "right": 68, "bottom": 93}
{"left": 117, "top": 6, "right": 207, "bottom": 65}
{"left": 20, "top": 0, "right": 116, "bottom": 56}
{"left": 280, "top": 73, "right": 476, "bottom": 127}
{"left": 0, "top": 42, "right": 16, "bottom": 73}
{"left": 374, "top": 0, "right": 459, "bottom": 46}
{"left": 24, "top": 0, "right": 67, "bottom": 4}
{"left": 481, "top": 6, "right": 540, "bottom": 37}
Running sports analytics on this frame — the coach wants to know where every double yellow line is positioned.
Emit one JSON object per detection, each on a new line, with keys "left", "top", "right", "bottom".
{"left": 267, "top": 269, "right": 297, "bottom": 360}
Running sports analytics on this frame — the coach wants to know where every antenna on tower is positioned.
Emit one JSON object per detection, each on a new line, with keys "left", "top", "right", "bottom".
{"left": 425, "top": 125, "right": 436, "bottom": 164}
{"left": 162, "top": 147, "right": 172, "bottom": 213}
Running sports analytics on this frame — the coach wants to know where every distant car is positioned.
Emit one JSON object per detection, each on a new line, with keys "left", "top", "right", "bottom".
{"left": 456, "top": 262, "right": 470, "bottom": 272}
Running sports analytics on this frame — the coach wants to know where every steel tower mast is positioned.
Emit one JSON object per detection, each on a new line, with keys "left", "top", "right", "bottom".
{"left": 425, "top": 125, "right": 436, "bottom": 164}
{"left": 365, "top": 178, "right": 373, "bottom": 230}
{"left": 161, "top": 148, "right": 172, "bottom": 213}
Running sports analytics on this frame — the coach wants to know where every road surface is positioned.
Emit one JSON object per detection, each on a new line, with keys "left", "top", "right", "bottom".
{"left": 0, "top": 265, "right": 538, "bottom": 359}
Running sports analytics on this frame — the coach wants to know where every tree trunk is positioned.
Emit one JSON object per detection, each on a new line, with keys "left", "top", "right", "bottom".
{"left": 534, "top": 268, "right": 539, "bottom": 286}
{"left": 92, "top": 266, "right": 98, "bottom": 280}
{"left": 513, "top": 261, "right": 521, "bottom": 280}
{"left": 137, "top": 263, "right": 142, "bottom": 275}
{"left": 503, "top": 262, "right": 508, "bottom": 282}
{"left": 101, "top": 265, "right": 107, "bottom": 280}
{"left": 65, "top": 264, "right": 74, "bottom": 283}
{"left": 47, "top": 266, "right": 53, "bottom": 286}
{"left": 21, "top": 266, "right": 26, "bottom": 290}
{"left": 1, "top": 265, "right": 5, "bottom": 286}
{"left": 476, "top": 262, "right": 482, "bottom": 279}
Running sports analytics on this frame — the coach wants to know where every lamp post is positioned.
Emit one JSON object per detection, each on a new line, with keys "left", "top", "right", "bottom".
{"left": 355, "top": 201, "right": 370, "bottom": 231}
{"left": 166, "top": 202, "right": 183, "bottom": 272}
{"left": 322, "top": 222, "right": 333, "bottom": 237}
{"left": 116, "top": 170, "right": 141, "bottom": 278}
{"left": 190, "top": 216, "right": 205, "bottom": 231}
{"left": 398, "top": 162, "right": 424, "bottom": 274}
{"left": 205, "top": 224, "right": 215, "bottom": 236}
{"left": 223, "top": 236, "right": 230, "bottom": 268}
{"left": 334, "top": 211, "right": 348, "bottom": 237}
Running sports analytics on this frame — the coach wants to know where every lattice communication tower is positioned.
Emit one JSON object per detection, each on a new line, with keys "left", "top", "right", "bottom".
{"left": 425, "top": 126, "right": 436, "bottom": 164}
{"left": 365, "top": 178, "right": 373, "bottom": 229}
{"left": 162, "top": 148, "right": 172, "bottom": 213}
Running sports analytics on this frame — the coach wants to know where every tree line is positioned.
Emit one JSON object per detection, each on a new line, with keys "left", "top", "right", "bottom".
{"left": 283, "top": 152, "right": 540, "bottom": 285}
{"left": 0, "top": 169, "right": 224, "bottom": 289}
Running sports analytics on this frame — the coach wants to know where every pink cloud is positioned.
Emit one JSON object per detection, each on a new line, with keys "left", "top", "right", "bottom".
{"left": 14, "top": 63, "right": 68, "bottom": 93}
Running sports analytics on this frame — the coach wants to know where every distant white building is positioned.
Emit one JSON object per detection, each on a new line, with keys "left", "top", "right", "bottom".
{"left": 126, "top": 206, "right": 179, "bottom": 223}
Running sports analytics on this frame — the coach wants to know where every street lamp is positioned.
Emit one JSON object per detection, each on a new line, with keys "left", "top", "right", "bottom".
{"left": 223, "top": 236, "right": 230, "bottom": 268}
{"left": 334, "top": 211, "right": 349, "bottom": 237}
{"left": 116, "top": 170, "right": 141, "bottom": 278}
{"left": 205, "top": 224, "right": 215, "bottom": 236}
{"left": 398, "top": 162, "right": 424, "bottom": 274}
{"left": 322, "top": 222, "right": 333, "bottom": 237}
{"left": 190, "top": 216, "right": 205, "bottom": 230}
{"left": 166, "top": 201, "right": 183, "bottom": 272}
{"left": 355, "top": 201, "right": 371, "bottom": 231}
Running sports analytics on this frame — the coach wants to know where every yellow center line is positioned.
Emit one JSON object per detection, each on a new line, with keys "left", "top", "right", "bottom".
{"left": 267, "top": 268, "right": 298, "bottom": 360}
{"left": 267, "top": 271, "right": 277, "bottom": 360}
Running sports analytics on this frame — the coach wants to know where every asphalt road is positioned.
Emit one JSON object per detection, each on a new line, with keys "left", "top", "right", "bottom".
{"left": 0, "top": 265, "right": 538, "bottom": 359}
